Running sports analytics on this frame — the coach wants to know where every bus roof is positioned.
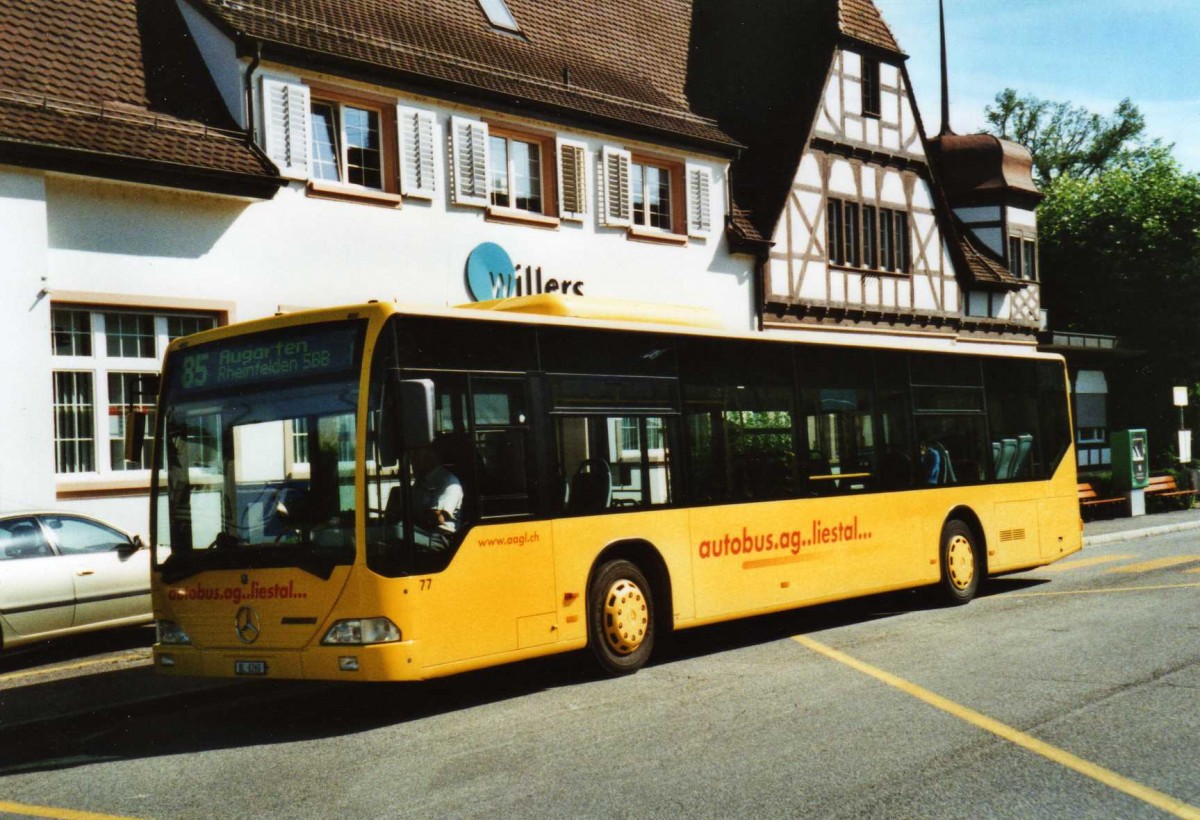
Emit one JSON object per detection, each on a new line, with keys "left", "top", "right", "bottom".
{"left": 168, "top": 296, "right": 1057, "bottom": 363}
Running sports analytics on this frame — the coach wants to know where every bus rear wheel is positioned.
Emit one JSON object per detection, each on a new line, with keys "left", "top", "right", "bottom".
{"left": 937, "top": 519, "right": 981, "bottom": 605}
{"left": 588, "top": 559, "right": 655, "bottom": 676}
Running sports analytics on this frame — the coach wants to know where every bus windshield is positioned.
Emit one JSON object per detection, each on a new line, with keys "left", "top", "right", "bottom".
{"left": 152, "top": 320, "right": 364, "bottom": 581}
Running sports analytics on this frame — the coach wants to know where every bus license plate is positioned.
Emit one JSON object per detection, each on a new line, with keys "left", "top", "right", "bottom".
{"left": 235, "top": 660, "right": 268, "bottom": 676}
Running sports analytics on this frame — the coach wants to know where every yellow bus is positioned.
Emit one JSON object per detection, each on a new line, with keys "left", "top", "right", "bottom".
{"left": 148, "top": 297, "right": 1081, "bottom": 680}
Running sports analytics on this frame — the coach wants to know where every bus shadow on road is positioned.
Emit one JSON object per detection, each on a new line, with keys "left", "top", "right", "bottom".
{"left": 0, "top": 580, "right": 1051, "bottom": 775}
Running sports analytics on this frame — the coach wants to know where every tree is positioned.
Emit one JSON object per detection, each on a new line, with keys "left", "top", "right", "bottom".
{"left": 1034, "top": 141, "right": 1200, "bottom": 456}
{"left": 984, "top": 89, "right": 1151, "bottom": 185}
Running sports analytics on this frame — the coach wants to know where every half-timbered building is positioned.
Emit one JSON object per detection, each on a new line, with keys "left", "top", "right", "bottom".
{"left": 696, "top": 0, "right": 1040, "bottom": 339}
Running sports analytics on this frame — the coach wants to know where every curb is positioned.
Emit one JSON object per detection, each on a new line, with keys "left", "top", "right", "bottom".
{"left": 1083, "top": 518, "right": 1200, "bottom": 547}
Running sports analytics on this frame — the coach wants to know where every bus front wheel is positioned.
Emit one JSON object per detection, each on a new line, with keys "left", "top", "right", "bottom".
{"left": 588, "top": 559, "right": 655, "bottom": 676}
{"left": 937, "top": 519, "right": 981, "bottom": 605}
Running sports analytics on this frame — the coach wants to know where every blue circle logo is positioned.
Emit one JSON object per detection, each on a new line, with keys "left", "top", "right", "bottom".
{"left": 465, "top": 242, "right": 515, "bottom": 302}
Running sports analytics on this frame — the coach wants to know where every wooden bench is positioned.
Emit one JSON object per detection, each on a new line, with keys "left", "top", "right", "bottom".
{"left": 1078, "top": 482, "right": 1124, "bottom": 510}
{"left": 1144, "top": 475, "right": 1198, "bottom": 500}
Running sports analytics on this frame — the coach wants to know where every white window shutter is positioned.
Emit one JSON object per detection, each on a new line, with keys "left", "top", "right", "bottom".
{"left": 450, "top": 115, "right": 489, "bottom": 207}
{"left": 260, "top": 78, "right": 311, "bottom": 180}
{"left": 600, "top": 146, "right": 631, "bottom": 227}
{"left": 398, "top": 105, "right": 437, "bottom": 199}
{"left": 556, "top": 139, "right": 587, "bottom": 221}
{"left": 686, "top": 165, "right": 713, "bottom": 237}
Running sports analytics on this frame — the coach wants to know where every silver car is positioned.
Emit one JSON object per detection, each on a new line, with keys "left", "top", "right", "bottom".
{"left": 0, "top": 512, "right": 151, "bottom": 650}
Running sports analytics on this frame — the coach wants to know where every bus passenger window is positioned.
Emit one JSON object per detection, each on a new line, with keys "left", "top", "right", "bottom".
{"left": 471, "top": 377, "right": 531, "bottom": 518}
{"left": 984, "top": 360, "right": 1041, "bottom": 481}
{"left": 799, "top": 351, "right": 876, "bottom": 495}
{"left": 914, "top": 417, "right": 989, "bottom": 485}
{"left": 680, "top": 338, "right": 797, "bottom": 504}
{"left": 557, "top": 415, "right": 673, "bottom": 513}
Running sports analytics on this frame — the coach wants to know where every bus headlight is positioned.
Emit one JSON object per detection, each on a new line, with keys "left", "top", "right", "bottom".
{"left": 157, "top": 620, "right": 192, "bottom": 645}
{"left": 321, "top": 618, "right": 401, "bottom": 645}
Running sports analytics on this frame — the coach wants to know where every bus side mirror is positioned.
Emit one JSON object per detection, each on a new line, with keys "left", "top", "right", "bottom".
{"left": 378, "top": 374, "right": 435, "bottom": 465}
{"left": 400, "top": 378, "right": 436, "bottom": 449}
{"left": 123, "top": 408, "right": 146, "bottom": 464}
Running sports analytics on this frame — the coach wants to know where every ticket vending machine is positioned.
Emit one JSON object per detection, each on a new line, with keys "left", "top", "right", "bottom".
{"left": 1112, "top": 429, "right": 1149, "bottom": 516}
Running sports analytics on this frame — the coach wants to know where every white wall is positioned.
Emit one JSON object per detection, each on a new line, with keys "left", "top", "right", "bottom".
{"left": 0, "top": 169, "right": 56, "bottom": 511}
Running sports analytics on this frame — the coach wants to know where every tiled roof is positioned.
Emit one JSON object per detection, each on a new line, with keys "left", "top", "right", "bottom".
{"left": 958, "top": 229, "right": 1025, "bottom": 288}
{"left": 188, "top": 0, "right": 737, "bottom": 151}
{"left": 0, "top": 93, "right": 273, "bottom": 179}
{"left": 0, "top": 0, "right": 279, "bottom": 195}
{"left": 727, "top": 204, "right": 770, "bottom": 250}
{"left": 838, "top": 0, "right": 904, "bottom": 54}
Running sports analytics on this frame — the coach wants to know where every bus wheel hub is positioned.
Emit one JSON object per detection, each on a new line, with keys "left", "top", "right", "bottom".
{"left": 602, "top": 578, "right": 648, "bottom": 655}
{"left": 947, "top": 534, "right": 975, "bottom": 590}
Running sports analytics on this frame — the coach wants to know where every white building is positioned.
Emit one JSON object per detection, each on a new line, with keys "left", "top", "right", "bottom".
{"left": 0, "top": 0, "right": 753, "bottom": 534}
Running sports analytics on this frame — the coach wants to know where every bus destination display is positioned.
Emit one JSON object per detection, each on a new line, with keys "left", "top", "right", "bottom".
{"left": 173, "top": 322, "right": 360, "bottom": 393}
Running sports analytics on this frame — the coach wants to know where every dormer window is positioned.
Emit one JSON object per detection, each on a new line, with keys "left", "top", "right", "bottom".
{"left": 478, "top": 0, "right": 521, "bottom": 33}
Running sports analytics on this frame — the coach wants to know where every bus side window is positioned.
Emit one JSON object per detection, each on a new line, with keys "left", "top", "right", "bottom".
{"left": 798, "top": 350, "right": 877, "bottom": 495}
{"left": 909, "top": 354, "right": 989, "bottom": 485}
{"left": 984, "top": 360, "right": 1041, "bottom": 480}
{"left": 681, "top": 339, "right": 797, "bottom": 503}
{"left": 471, "top": 377, "right": 532, "bottom": 518}
{"left": 556, "top": 415, "right": 673, "bottom": 513}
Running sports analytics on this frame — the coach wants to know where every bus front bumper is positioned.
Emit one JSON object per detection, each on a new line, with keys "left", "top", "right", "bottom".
{"left": 152, "top": 641, "right": 421, "bottom": 682}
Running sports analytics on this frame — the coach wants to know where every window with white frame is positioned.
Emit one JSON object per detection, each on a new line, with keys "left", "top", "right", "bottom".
{"left": 1008, "top": 235, "right": 1038, "bottom": 280}
{"left": 632, "top": 159, "right": 674, "bottom": 231}
{"left": 601, "top": 147, "right": 708, "bottom": 240}
{"left": 260, "top": 78, "right": 404, "bottom": 198}
{"left": 310, "top": 100, "right": 384, "bottom": 189}
{"left": 489, "top": 131, "right": 544, "bottom": 213}
{"left": 50, "top": 307, "right": 218, "bottom": 476}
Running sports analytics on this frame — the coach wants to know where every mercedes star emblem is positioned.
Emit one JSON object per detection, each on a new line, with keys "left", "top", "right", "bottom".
{"left": 235, "top": 606, "right": 261, "bottom": 644}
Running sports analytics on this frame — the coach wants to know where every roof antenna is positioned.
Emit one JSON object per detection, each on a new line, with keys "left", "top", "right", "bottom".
{"left": 938, "top": 0, "right": 954, "bottom": 136}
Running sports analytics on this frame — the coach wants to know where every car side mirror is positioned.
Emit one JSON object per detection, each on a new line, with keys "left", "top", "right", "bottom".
{"left": 120, "top": 534, "right": 144, "bottom": 555}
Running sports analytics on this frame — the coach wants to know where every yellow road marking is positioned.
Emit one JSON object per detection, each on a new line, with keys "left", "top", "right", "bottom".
{"left": 1106, "top": 556, "right": 1200, "bottom": 574}
{"left": 0, "top": 800, "right": 142, "bottom": 820}
{"left": 1001, "top": 582, "right": 1200, "bottom": 598}
{"left": 793, "top": 635, "right": 1200, "bottom": 819}
{"left": 1040, "top": 554, "right": 1135, "bottom": 572}
{"left": 0, "top": 652, "right": 149, "bottom": 687}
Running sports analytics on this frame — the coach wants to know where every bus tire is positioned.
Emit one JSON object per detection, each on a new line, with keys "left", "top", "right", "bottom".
{"left": 937, "top": 518, "right": 981, "bottom": 605}
{"left": 588, "top": 559, "right": 655, "bottom": 676}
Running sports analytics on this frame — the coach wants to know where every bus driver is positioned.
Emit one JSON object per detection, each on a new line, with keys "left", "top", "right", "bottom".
{"left": 412, "top": 446, "right": 463, "bottom": 550}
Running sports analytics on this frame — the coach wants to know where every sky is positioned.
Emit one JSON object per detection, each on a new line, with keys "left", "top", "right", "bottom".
{"left": 873, "top": 0, "right": 1200, "bottom": 172}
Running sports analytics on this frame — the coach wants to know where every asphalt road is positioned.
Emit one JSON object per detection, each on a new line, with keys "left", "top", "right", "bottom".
{"left": 1, "top": 530, "right": 1197, "bottom": 819}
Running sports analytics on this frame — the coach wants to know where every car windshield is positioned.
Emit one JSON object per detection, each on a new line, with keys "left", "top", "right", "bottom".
{"left": 152, "top": 321, "right": 364, "bottom": 581}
